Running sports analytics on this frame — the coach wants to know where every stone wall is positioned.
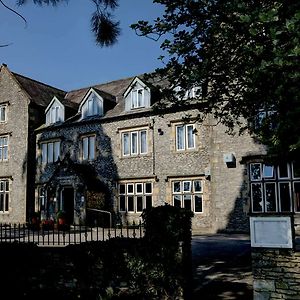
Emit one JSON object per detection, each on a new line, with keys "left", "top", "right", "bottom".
{"left": 0, "top": 67, "right": 29, "bottom": 223}
{"left": 252, "top": 248, "right": 300, "bottom": 299}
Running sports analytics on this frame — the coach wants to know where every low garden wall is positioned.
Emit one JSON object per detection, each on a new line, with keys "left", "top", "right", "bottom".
{"left": 252, "top": 248, "right": 300, "bottom": 299}
{"left": 0, "top": 205, "right": 193, "bottom": 300}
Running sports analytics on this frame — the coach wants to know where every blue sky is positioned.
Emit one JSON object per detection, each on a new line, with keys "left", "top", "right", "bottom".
{"left": 0, "top": 0, "right": 164, "bottom": 91}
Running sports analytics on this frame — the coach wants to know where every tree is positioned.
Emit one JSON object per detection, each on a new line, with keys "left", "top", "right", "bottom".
{"left": 131, "top": 0, "right": 300, "bottom": 160}
{"left": 1, "top": 0, "right": 120, "bottom": 47}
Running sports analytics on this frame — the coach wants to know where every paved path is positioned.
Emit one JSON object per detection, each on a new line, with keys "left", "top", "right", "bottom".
{"left": 191, "top": 234, "right": 253, "bottom": 299}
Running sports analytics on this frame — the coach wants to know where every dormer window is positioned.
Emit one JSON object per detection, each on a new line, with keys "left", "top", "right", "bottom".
{"left": 131, "top": 89, "right": 144, "bottom": 109}
{"left": 124, "top": 77, "right": 151, "bottom": 112}
{"left": 45, "top": 97, "right": 64, "bottom": 126}
{"left": 80, "top": 89, "right": 103, "bottom": 119}
{"left": 50, "top": 106, "right": 60, "bottom": 124}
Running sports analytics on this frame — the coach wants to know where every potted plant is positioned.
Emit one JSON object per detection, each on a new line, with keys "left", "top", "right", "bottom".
{"left": 29, "top": 211, "right": 40, "bottom": 231}
{"left": 56, "top": 210, "right": 66, "bottom": 225}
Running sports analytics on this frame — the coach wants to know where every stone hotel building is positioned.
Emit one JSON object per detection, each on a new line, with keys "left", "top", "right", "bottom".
{"left": 1, "top": 63, "right": 300, "bottom": 233}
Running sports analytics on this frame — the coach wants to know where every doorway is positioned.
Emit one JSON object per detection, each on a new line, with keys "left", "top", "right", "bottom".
{"left": 61, "top": 187, "right": 74, "bottom": 224}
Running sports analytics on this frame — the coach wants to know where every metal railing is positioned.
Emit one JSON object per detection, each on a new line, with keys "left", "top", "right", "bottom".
{"left": 0, "top": 221, "right": 144, "bottom": 246}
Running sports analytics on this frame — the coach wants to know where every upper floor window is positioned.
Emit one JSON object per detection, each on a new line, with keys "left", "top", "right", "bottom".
{"left": 176, "top": 124, "right": 196, "bottom": 151}
{"left": 124, "top": 77, "right": 151, "bottom": 111}
{"left": 118, "top": 181, "right": 153, "bottom": 213}
{"left": 172, "top": 179, "right": 203, "bottom": 213}
{"left": 131, "top": 89, "right": 144, "bottom": 109}
{"left": 0, "top": 104, "right": 7, "bottom": 122}
{"left": 0, "top": 179, "right": 9, "bottom": 213}
{"left": 45, "top": 97, "right": 64, "bottom": 125}
{"left": 0, "top": 136, "right": 8, "bottom": 161}
{"left": 122, "top": 129, "right": 148, "bottom": 157}
{"left": 41, "top": 141, "right": 60, "bottom": 164}
{"left": 50, "top": 106, "right": 60, "bottom": 124}
{"left": 250, "top": 162, "right": 300, "bottom": 213}
{"left": 82, "top": 135, "right": 96, "bottom": 161}
{"left": 81, "top": 91, "right": 103, "bottom": 118}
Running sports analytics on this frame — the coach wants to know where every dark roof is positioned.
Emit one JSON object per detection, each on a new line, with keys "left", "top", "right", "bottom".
{"left": 13, "top": 72, "right": 66, "bottom": 107}
{"left": 65, "top": 76, "right": 135, "bottom": 104}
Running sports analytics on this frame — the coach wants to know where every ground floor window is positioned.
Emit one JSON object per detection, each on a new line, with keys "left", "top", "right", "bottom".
{"left": 0, "top": 179, "right": 9, "bottom": 213}
{"left": 172, "top": 179, "right": 203, "bottom": 213}
{"left": 118, "top": 181, "right": 153, "bottom": 213}
{"left": 250, "top": 162, "right": 300, "bottom": 213}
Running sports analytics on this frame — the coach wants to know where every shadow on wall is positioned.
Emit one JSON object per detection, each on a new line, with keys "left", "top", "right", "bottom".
{"left": 217, "top": 163, "right": 250, "bottom": 233}
{"left": 34, "top": 122, "right": 124, "bottom": 227}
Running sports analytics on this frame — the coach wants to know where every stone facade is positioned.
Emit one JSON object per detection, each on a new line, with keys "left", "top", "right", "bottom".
{"left": 35, "top": 96, "right": 265, "bottom": 233}
{"left": 1, "top": 64, "right": 268, "bottom": 232}
{"left": 0, "top": 64, "right": 65, "bottom": 223}
{"left": 252, "top": 248, "right": 300, "bottom": 299}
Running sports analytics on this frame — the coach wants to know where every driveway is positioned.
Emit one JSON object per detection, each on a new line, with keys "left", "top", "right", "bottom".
{"left": 191, "top": 234, "right": 253, "bottom": 300}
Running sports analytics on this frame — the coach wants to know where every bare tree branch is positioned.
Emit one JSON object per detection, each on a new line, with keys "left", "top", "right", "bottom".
{"left": 0, "top": 0, "right": 27, "bottom": 27}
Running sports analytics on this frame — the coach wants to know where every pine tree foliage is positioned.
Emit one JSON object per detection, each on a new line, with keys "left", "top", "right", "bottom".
{"left": 15, "top": 0, "right": 120, "bottom": 46}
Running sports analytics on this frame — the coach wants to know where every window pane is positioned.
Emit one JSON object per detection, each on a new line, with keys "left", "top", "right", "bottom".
{"left": 146, "top": 196, "right": 152, "bottom": 209}
{"left": 194, "top": 195, "right": 203, "bottom": 212}
{"left": 176, "top": 126, "right": 185, "bottom": 150}
{"left": 265, "top": 183, "right": 277, "bottom": 212}
{"left": 173, "top": 195, "right": 181, "bottom": 208}
{"left": 136, "top": 196, "right": 143, "bottom": 212}
{"left": 127, "top": 184, "right": 134, "bottom": 194}
{"left": 4, "top": 194, "right": 9, "bottom": 211}
{"left": 279, "top": 182, "right": 291, "bottom": 212}
{"left": 131, "top": 132, "right": 138, "bottom": 154}
{"left": 278, "top": 163, "right": 289, "bottom": 178}
{"left": 183, "top": 195, "right": 192, "bottom": 210}
{"left": 145, "top": 183, "right": 152, "bottom": 194}
{"left": 250, "top": 163, "right": 261, "bottom": 181}
{"left": 82, "top": 137, "right": 88, "bottom": 160}
{"left": 263, "top": 165, "right": 274, "bottom": 178}
{"left": 0, "top": 194, "right": 3, "bottom": 211}
{"left": 173, "top": 181, "right": 181, "bottom": 193}
{"left": 132, "top": 90, "right": 138, "bottom": 108}
{"left": 119, "top": 195, "right": 126, "bottom": 211}
{"left": 194, "top": 181, "right": 202, "bottom": 192}
{"left": 128, "top": 196, "right": 134, "bottom": 212}
{"left": 122, "top": 133, "right": 130, "bottom": 156}
{"left": 187, "top": 125, "right": 195, "bottom": 148}
{"left": 136, "top": 183, "right": 143, "bottom": 194}
{"left": 183, "top": 181, "right": 191, "bottom": 192}
{"left": 42, "top": 144, "right": 47, "bottom": 163}
{"left": 294, "top": 182, "right": 300, "bottom": 212}
{"left": 251, "top": 183, "right": 263, "bottom": 212}
{"left": 293, "top": 161, "right": 300, "bottom": 178}
{"left": 89, "top": 136, "right": 95, "bottom": 160}
{"left": 48, "top": 143, "right": 54, "bottom": 163}
{"left": 119, "top": 184, "right": 126, "bottom": 194}
{"left": 140, "top": 130, "right": 147, "bottom": 154}
{"left": 3, "top": 145, "right": 8, "bottom": 160}
{"left": 54, "top": 142, "right": 60, "bottom": 162}
{"left": 137, "top": 89, "right": 143, "bottom": 107}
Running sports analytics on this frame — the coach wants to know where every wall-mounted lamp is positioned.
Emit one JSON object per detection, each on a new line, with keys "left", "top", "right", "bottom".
{"left": 157, "top": 128, "right": 164, "bottom": 135}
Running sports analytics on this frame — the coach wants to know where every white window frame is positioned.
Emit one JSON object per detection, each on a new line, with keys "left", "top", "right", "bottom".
{"left": 50, "top": 106, "right": 60, "bottom": 124}
{"left": 121, "top": 129, "right": 148, "bottom": 157}
{"left": 250, "top": 162, "right": 299, "bottom": 214}
{"left": 131, "top": 88, "right": 145, "bottom": 109}
{"left": 41, "top": 141, "right": 60, "bottom": 164}
{"left": 0, "top": 135, "right": 8, "bottom": 161}
{"left": 0, "top": 179, "right": 9, "bottom": 213}
{"left": 175, "top": 124, "right": 196, "bottom": 151}
{"left": 171, "top": 179, "right": 204, "bottom": 213}
{"left": 118, "top": 182, "right": 153, "bottom": 213}
{"left": 81, "top": 135, "right": 96, "bottom": 161}
{"left": 0, "top": 104, "right": 7, "bottom": 122}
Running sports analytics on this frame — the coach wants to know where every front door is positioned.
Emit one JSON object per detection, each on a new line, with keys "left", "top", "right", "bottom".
{"left": 61, "top": 187, "right": 74, "bottom": 224}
